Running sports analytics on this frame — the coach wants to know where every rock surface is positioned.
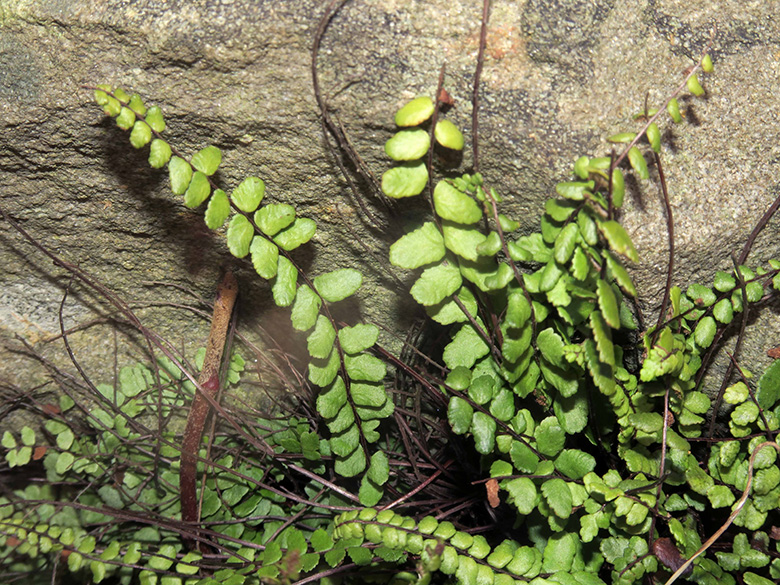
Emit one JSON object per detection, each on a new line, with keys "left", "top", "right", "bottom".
{"left": 1, "top": 0, "right": 779, "bottom": 398}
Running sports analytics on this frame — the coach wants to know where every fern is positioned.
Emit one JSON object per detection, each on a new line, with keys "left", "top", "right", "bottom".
{"left": 4, "top": 30, "right": 780, "bottom": 585}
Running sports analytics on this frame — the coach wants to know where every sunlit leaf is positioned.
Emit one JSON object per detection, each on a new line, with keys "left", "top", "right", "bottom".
{"left": 169, "top": 156, "right": 192, "bottom": 195}
{"left": 434, "top": 180, "right": 482, "bottom": 224}
{"left": 385, "top": 128, "right": 430, "bottom": 161}
{"left": 204, "top": 189, "right": 230, "bottom": 229}
{"left": 627, "top": 146, "right": 649, "bottom": 180}
{"left": 191, "top": 145, "right": 222, "bottom": 176}
{"left": 435, "top": 119, "right": 465, "bottom": 150}
{"left": 149, "top": 138, "right": 172, "bottom": 168}
{"left": 598, "top": 220, "right": 639, "bottom": 263}
{"left": 129, "top": 120, "right": 152, "bottom": 148}
{"left": 183, "top": 171, "right": 211, "bottom": 208}
{"left": 274, "top": 218, "right": 316, "bottom": 251}
{"left": 395, "top": 96, "right": 434, "bottom": 126}
{"left": 232, "top": 176, "right": 265, "bottom": 213}
{"left": 382, "top": 161, "right": 428, "bottom": 198}
{"left": 255, "top": 203, "right": 296, "bottom": 236}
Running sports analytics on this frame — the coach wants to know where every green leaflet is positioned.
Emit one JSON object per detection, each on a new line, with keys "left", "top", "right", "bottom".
{"left": 168, "top": 156, "right": 192, "bottom": 195}
{"left": 667, "top": 98, "right": 682, "bottom": 123}
{"left": 589, "top": 310, "right": 615, "bottom": 366}
{"left": 149, "top": 138, "right": 172, "bottom": 168}
{"left": 309, "top": 348, "right": 340, "bottom": 387}
{"left": 471, "top": 411, "right": 496, "bottom": 455}
{"left": 535, "top": 417, "right": 565, "bottom": 457}
{"left": 545, "top": 198, "right": 577, "bottom": 222}
{"left": 291, "top": 285, "right": 322, "bottom": 331}
{"left": 693, "top": 316, "right": 716, "bottom": 348}
{"left": 191, "top": 145, "right": 221, "bottom": 176}
{"left": 597, "top": 220, "right": 639, "bottom": 263}
{"left": 542, "top": 532, "right": 577, "bottom": 572}
{"left": 646, "top": 122, "right": 661, "bottom": 153}
{"left": 338, "top": 324, "right": 379, "bottom": 354}
{"left": 435, "top": 119, "right": 465, "bottom": 150}
{"left": 226, "top": 214, "right": 254, "bottom": 258}
{"left": 536, "top": 328, "right": 566, "bottom": 368}
{"left": 390, "top": 221, "right": 446, "bottom": 269}
{"left": 443, "top": 322, "right": 490, "bottom": 370}
{"left": 385, "top": 128, "right": 430, "bottom": 161}
{"left": 554, "top": 393, "right": 588, "bottom": 434}
{"left": 556, "top": 181, "right": 594, "bottom": 201}
{"left": 129, "top": 120, "right": 152, "bottom": 148}
{"left": 442, "top": 223, "right": 487, "bottom": 261}
{"left": 351, "top": 383, "right": 387, "bottom": 408}
{"left": 307, "top": 315, "right": 336, "bottom": 359}
{"left": 627, "top": 146, "right": 649, "bottom": 180}
{"left": 508, "top": 232, "right": 551, "bottom": 263}
{"left": 314, "top": 268, "right": 362, "bottom": 302}
{"left": 448, "top": 397, "right": 473, "bottom": 435}
{"left": 334, "top": 445, "right": 367, "bottom": 478}
{"left": 555, "top": 450, "right": 596, "bottom": 480}
{"left": 394, "top": 95, "right": 434, "bottom": 126}
{"left": 541, "top": 478, "right": 573, "bottom": 519}
{"left": 611, "top": 168, "right": 625, "bottom": 208}
{"left": 317, "top": 377, "right": 347, "bottom": 419}
{"left": 184, "top": 171, "right": 211, "bottom": 208}
{"left": 274, "top": 218, "right": 316, "bottom": 251}
{"left": 596, "top": 279, "right": 620, "bottom": 330}
{"left": 505, "top": 292, "right": 532, "bottom": 328}
{"left": 381, "top": 161, "right": 428, "bottom": 198}
{"left": 757, "top": 360, "right": 780, "bottom": 410}
{"left": 231, "top": 176, "right": 265, "bottom": 213}
{"left": 433, "top": 181, "right": 482, "bottom": 224}
{"left": 272, "top": 255, "right": 298, "bottom": 307}
{"left": 410, "top": 262, "right": 462, "bottom": 306}
{"left": 605, "top": 251, "right": 636, "bottom": 297}
{"left": 687, "top": 74, "right": 705, "bottom": 96}
{"left": 503, "top": 477, "right": 537, "bottom": 515}
{"left": 255, "top": 203, "right": 296, "bottom": 236}
{"left": 250, "top": 235, "right": 279, "bottom": 280}
{"left": 477, "top": 231, "right": 502, "bottom": 256}
{"left": 554, "top": 223, "right": 579, "bottom": 264}
{"left": 345, "top": 354, "right": 386, "bottom": 382}
{"left": 204, "top": 189, "right": 230, "bottom": 229}
{"left": 145, "top": 105, "right": 165, "bottom": 132}
{"left": 426, "top": 285, "right": 478, "bottom": 325}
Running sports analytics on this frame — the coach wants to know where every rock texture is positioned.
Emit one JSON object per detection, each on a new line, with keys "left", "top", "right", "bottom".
{"left": 1, "top": 0, "right": 779, "bottom": 397}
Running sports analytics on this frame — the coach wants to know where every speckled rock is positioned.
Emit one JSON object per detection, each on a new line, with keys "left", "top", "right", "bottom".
{"left": 1, "top": 0, "right": 779, "bottom": 398}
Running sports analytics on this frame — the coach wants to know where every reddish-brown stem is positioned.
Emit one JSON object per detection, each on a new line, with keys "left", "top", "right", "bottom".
{"left": 180, "top": 270, "right": 238, "bottom": 551}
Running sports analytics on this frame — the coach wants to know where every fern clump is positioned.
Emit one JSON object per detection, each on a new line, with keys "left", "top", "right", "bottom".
{"left": 4, "top": 31, "right": 780, "bottom": 585}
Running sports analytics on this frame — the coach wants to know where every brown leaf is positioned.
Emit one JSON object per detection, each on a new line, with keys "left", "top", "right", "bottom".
{"left": 437, "top": 88, "right": 455, "bottom": 107}
{"left": 486, "top": 478, "right": 500, "bottom": 508}
{"left": 41, "top": 403, "right": 61, "bottom": 416}
{"left": 652, "top": 537, "right": 691, "bottom": 575}
{"left": 32, "top": 446, "right": 47, "bottom": 460}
